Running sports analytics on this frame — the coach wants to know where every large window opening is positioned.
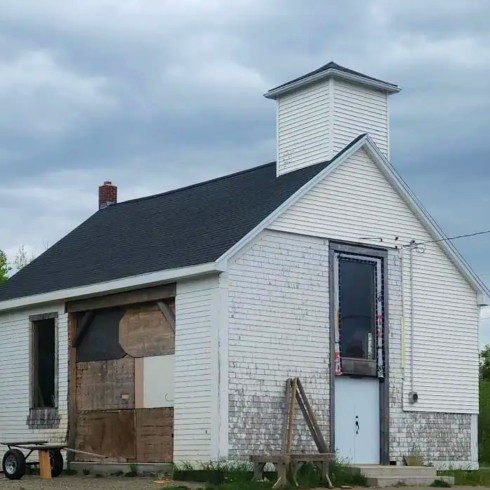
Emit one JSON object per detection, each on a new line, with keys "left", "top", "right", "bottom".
{"left": 32, "top": 318, "right": 56, "bottom": 408}
{"left": 339, "top": 258, "right": 376, "bottom": 360}
{"left": 332, "top": 247, "right": 384, "bottom": 378}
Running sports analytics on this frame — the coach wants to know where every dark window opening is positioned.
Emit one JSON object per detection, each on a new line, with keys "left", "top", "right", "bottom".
{"left": 32, "top": 318, "right": 56, "bottom": 408}
{"left": 339, "top": 258, "right": 376, "bottom": 360}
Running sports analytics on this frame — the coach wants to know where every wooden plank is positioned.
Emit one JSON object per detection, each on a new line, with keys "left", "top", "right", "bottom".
{"left": 72, "top": 311, "right": 95, "bottom": 348}
{"left": 285, "top": 378, "right": 298, "bottom": 454}
{"left": 38, "top": 449, "right": 52, "bottom": 479}
{"left": 156, "top": 301, "right": 175, "bottom": 333}
{"left": 135, "top": 408, "right": 173, "bottom": 462}
{"left": 281, "top": 377, "right": 292, "bottom": 454}
{"left": 296, "top": 393, "right": 324, "bottom": 452}
{"left": 75, "top": 410, "right": 136, "bottom": 462}
{"left": 66, "top": 284, "right": 176, "bottom": 313}
{"left": 77, "top": 358, "right": 135, "bottom": 411}
{"left": 119, "top": 303, "right": 175, "bottom": 357}
{"left": 135, "top": 358, "right": 144, "bottom": 409}
{"left": 296, "top": 378, "right": 328, "bottom": 453}
{"left": 67, "top": 313, "right": 77, "bottom": 463}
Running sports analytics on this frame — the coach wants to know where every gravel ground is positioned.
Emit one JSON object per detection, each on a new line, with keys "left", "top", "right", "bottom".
{"left": 0, "top": 477, "right": 488, "bottom": 490}
{"left": 0, "top": 475, "right": 205, "bottom": 489}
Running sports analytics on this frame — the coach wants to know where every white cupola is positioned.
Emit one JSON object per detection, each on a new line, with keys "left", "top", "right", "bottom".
{"left": 265, "top": 62, "right": 400, "bottom": 176}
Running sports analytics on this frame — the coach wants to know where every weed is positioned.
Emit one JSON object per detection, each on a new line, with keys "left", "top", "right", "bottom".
{"left": 440, "top": 468, "right": 490, "bottom": 486}
{"left": 95, "top": 473, "right": 104, "bottom": 478}
{"left": 82, "top": 469, "right": 90, "bottom": 476}
{"left": 430, "top": 479, "right": 451, "bottom": 487}
{"left": 63, "top": 468, "right": 78, "bottom": 476}
{"left": 111, "top": 470, "right": 124, "bottom": 476}
{"left": 174, "top": 459, "right": 365, "bottom": 489}
{"left": 125, "top": 471, "right": 138, "bottom": 477}
{"left": 329, "top": 460, "right": 367, "bottom": 487}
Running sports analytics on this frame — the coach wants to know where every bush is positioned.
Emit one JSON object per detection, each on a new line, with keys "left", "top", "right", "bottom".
{"left": 480, "top": 380, "right": 490, "bottom": 464}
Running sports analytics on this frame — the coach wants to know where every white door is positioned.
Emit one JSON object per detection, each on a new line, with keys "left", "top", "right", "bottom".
{"left": 334, "top": 376, "right": 380, "bottom": 464}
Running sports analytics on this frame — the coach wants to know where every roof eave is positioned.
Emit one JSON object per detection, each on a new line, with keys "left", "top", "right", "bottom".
{"left": 264, "top": 68, "right": 401, "bottom": 99}
{"left": 362, "top": 137, "right": 490, "bottom": 306}
{"left": 216, "top": 135, "right": 488, "bottom": 306}
{"left": 0, "top": 261, "right": 223, "bottom": 313}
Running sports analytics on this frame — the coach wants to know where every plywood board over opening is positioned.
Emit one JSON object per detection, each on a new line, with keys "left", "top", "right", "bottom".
{"left": 120, "top": 302, "right": 175, "bottom": 357}
{"left": 135, "top": 355, "right": 174, "bottom": 408}
{"left": 77, "top": 357, "right": 135, "bottom": 411}
{"left": 75, "top": 410, "right": 136, "bottom": 462}
{"left": 136, "top": 408, "right": 174, "bottom": 463}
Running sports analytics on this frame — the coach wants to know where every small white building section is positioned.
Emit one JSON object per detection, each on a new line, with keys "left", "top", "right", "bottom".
{"left": 266, "top": 62, "right": 399, "bottom": 175}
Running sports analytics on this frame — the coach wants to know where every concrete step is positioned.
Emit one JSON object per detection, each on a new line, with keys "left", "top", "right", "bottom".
{"left": 366, "top": 475, "right": 455, "bottom": 488}
{"left": 353, "top": 464, "right": 437, "bottom": 478}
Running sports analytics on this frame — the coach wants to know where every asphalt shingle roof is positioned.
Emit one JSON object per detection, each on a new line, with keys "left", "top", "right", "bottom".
{"left": 268, "top": 61, "right": 399, "bottom": 93}
{"left": 0, "top": 135, "right": 364, "bottom": 302}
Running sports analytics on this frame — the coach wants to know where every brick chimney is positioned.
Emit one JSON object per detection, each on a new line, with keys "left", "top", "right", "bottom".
{"left": 98, "top": 181, "right": 117, "bottom": 209}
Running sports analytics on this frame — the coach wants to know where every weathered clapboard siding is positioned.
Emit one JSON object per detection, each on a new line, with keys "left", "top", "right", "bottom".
{"left": 270, "top": 147, "right": 479, "bottom": 414}
{"left": 227, "top": 230, "right": 330, "bottom": 457}
{"left": 332, "top": 79, "right": 389, "bottom": 157}
{"left": 277, "top": 80, "right": 330, "bottom": 175}
{"left": 0, "top": 303, "right": 68, "bottom": 458}
{"left": 173, "top": 276, "right": 219, "bottom": 462}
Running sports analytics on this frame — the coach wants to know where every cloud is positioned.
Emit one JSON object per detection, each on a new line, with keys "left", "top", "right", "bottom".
{"left": 0, "top": 50, "right": 117, "bottom": 135}
{"left": 0, "top": 0, "right": 489, "bottom": 318}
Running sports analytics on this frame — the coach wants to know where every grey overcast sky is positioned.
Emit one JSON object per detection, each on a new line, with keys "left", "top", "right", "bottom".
{"left": 1, "top": 0, "right": 490, "bottom": 338}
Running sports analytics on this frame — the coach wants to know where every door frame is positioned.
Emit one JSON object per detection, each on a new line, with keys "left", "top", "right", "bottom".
{"left": 329, "top": 241, "right": 390, "bottom": 464}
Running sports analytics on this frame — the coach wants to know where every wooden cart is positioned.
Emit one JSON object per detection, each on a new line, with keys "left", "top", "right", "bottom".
{"left": 0, "top": 440, "right": 65, "bottom": 480}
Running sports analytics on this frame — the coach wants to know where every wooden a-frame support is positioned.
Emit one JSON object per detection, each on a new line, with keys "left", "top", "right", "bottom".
{"left": 251, "top": 377, "right": 334, "bottom": 489}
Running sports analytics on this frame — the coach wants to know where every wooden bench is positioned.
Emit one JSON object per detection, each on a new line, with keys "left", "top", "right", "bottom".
{"left": 250, "top": 454, "right": 290, "bottom": 489}
{"left": 290, "top": 453, "right": 334, "bottom": 487}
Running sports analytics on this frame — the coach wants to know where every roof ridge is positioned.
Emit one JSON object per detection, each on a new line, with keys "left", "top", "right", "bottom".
{"left": 108, "top": 160, "right": 277, "bottom": 208}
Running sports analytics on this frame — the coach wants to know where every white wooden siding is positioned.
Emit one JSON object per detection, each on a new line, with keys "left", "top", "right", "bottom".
{"left": 276, "top": 77, "right": 390, "bottom": 176}
{"left": 332, "top": 79, "right": 389, "bottom": 157}
{"left": 174, "top": 276, "right": 219, "bottom": 462}
{"left": 0, "top": 303, "right": 68, "bottom": 458}
{"left": 270, "top": 147, "right": 479, "bottom": 414}
{"left": 277, "top": 80, "right": 330, "bottom": 175}
{"left": 227, "top": 230, "right": 330, "bottom": 457}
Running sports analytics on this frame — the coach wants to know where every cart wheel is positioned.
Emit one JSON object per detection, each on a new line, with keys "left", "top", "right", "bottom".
{"left": 2, "top": 449, "right": 26, "bottom": 480}
{"left": 49, "top": 449, "right": 64, "bottom": 477}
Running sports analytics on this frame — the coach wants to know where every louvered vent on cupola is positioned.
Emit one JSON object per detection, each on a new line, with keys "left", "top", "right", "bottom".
{"left": 265, "top": 62, "right": 400, "bottom": 176}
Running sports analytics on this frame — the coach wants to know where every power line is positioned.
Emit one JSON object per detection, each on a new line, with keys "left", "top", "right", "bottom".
{"left": 413, "top": 228, "right": 490, "bottom": 246}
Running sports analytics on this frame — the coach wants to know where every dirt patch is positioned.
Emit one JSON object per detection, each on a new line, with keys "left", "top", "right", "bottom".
{"left": 0, "top": 474, "right": 204, "bottom": 489}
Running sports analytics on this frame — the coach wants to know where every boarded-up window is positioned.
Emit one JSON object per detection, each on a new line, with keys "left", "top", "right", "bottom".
{"left": 76, "top": 309, "right": 125, "bottom": 362}
{"left": 31, "top": 318, "right": 56, "bottom": 408}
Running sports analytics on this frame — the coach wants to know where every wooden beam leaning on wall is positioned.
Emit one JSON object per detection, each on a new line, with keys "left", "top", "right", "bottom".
{"left": 72, "top": 311, "right": 95, "bottom": 348}
{"left": 65, "top": 284, "right": 176, "bottom": 314}
{"left": 156, "top": 301, "right": 175, "bottom": 333}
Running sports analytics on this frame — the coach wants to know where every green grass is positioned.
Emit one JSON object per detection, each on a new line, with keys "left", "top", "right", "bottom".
{"left": 440, "top": 468, "right": 490, "bottom": 486}
{"left": 480, "top": 380, "right": 490, "bottom": 463}
{"left": 430, "top": 479, "right": 451, "bottom": 487}
{"left": 174, "top": 460, "right": 366, "bottom": 489}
